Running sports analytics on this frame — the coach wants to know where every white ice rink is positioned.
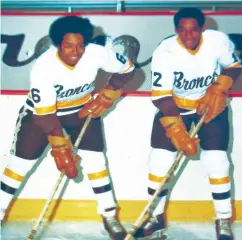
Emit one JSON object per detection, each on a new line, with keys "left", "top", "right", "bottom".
{"left": 1, "top": 221, "right": 242, "bottom": 240}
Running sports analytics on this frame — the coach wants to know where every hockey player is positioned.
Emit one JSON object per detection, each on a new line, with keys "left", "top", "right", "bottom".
{"left": 0, "top": 16, "right": 135, "bottom": 240}
{"left": 134, "top": 7, "right": 241, "bottom": 240}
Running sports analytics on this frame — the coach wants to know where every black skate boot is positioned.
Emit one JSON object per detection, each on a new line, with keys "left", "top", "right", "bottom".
{"left": 133, "top": 213, "right": 168, "bottom": 240}
{"left": 103, "top": 215, "right": 127, "bottom": 240}
{"left": 215, "top": 218, "right": 234, "bottom": 240}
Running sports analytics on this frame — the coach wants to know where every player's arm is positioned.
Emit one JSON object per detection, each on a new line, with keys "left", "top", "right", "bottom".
{"left": 30, "top": 67, "right": 78, "bottom": 178}
{"left": 151, "top": 48, "right": 198, "bottom": 156}
{"left": 106, "top": 50, "right": 135, "bottom": 89}
{"left": 197, "top": 33, "right": 242, "bottom": 123}
{"left": 30, "top": 68, "right": 63, "bottom": 136}
{"left": 220, "top": 33, "right": 242, "bottom": 82}
{"left": 151, "top": 49, "right": 179, "bottom": 116}
{"left": 79, "top": 47, "right": 135, "bottom": 118}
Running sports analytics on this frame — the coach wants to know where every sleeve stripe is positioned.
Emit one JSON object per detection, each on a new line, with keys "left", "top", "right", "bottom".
{"left": 120, "top": 59, "right": 135, "bottom": 73}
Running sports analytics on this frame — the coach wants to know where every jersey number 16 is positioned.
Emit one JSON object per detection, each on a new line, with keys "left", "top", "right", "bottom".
{"left": 116, "top": 53, "right": 127, "bottom": 64}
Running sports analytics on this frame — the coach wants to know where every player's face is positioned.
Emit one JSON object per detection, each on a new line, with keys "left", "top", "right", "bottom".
{"left": 58, "top": 33, "right": 85, "bottom": 66}
{"left": 176, "top": 18, "right": 204, "bottom": 50}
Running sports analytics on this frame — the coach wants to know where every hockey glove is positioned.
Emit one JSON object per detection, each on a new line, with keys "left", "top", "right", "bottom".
{"left": 79, "top": 86, "right": 123, "bottom": 119}
{"left": 197, "top": 75, "right": 233, "bottom": 124}
{"left": 48, "top": 136, "right": 80, "bottom": 179}
{"left": 160, "top": 116, "right": 199, "bottom": 156}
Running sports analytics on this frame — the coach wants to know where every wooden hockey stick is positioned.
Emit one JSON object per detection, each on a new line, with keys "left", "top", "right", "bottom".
{"left": 124, "top": 109, "right": 208, "bottom": 240}
{"left": 26, "top": 115, "right": 92, "bottom": 240}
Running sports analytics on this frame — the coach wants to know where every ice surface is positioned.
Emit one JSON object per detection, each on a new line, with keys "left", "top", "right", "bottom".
{"left": 1, "top": 221, "right": 242, "bottom": 240}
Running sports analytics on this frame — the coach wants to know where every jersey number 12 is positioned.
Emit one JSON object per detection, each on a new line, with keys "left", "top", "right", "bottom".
{"left": 153, "top": 72, "right": 162, "bottom": 87}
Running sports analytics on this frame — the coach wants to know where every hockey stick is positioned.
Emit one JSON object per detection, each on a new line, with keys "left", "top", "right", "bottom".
{"left": 26, "top": 115, "right": 92, "bottom": 240}
{"left": 124, "top": 109, "right": 208, "bottom": 240}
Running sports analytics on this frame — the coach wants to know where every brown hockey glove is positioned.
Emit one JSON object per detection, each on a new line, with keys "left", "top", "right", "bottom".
{"left": 79, "top": 86, "right": 123, "bottom": 119}
{"left": 197, "top": 75, "right": 233, "bottom": 124}
{"left": 48, "top": 136, "right": 80, "bottom": 179}
{"left": 160, "top": 116, "right": 199, "bottom": 156}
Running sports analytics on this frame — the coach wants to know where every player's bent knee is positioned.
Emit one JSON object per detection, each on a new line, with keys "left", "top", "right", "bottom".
{"left": 149, "top": 148, "right": 176, "bottom": 176}
{"left": 200, "top": 150, "right": 230, "bottom": 177}
{"left": 78, "top": 150, "right": 107, "bottom": 173}
{"left": 5, "top": 155, "right": 38, "bottom": 177}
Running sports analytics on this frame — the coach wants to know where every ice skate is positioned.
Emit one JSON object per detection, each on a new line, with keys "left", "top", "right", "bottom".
{"left": 103, "top": 215, "right": 127, "bottom": 240}
{"left": 215, "top": 218, "right": 234, "bottom": 240}
{"left": 133, "top": 213, "right": 168, "bottom": 240}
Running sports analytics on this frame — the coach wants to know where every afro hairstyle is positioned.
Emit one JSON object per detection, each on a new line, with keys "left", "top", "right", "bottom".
{"left": 49, "top": 16, "right": 94, "bottom": 46}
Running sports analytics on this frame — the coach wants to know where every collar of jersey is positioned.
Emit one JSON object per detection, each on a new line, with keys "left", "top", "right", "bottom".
{"left": 176, "top": 36, "right": 203, "bottom": 55}
{"left": 56, "top": 51, "right": 75, "bottom": 70}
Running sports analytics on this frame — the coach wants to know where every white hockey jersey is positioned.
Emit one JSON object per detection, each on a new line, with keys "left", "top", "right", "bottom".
{"left": 25, "top": 43, "right": 134, "bottom": 116}
{"left": 151, "top": 29, "right": 241, "bottom": 110}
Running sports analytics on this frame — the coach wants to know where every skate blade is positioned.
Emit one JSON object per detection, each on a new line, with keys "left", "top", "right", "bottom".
{"left": 136, "top": 230, "right": 168, "bottom": 240}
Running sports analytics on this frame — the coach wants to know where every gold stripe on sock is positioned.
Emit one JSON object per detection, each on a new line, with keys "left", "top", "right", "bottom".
{"left": 149, "top": 173, "right": 170, "bottom": 183}
{"left": 88, "top": 170, "right": 109, "bottom": 180}
{"left": 4, "top": 168, "right": 24, "bottom": 182}
{"left": 209, "top": 176, "right": 230, "bottom": 185}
